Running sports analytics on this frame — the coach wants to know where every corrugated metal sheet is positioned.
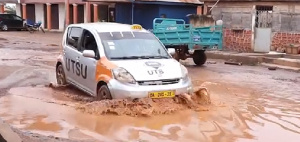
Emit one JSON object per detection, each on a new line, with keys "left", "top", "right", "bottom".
{"left": 140, "top": 0, "right": 203, "bottom": 4}
{"left": 83, "top": 0, "right": 203, "bottom": 4}
{"left": 1, "top": 0, "right": 18, "bottom": 3}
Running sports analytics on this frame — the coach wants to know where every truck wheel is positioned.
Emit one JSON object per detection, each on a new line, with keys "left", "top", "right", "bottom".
{"left": 172, "top": 52, "right": 180, "bottom": 61}
{"left": 97, "top": 85, "right": 112, "bottom": 101}
{"left": 193, "top": 50, "right": 207, "bottom": 66}
{"left": 56, "top": 64, "right": 67, "bottom": 85}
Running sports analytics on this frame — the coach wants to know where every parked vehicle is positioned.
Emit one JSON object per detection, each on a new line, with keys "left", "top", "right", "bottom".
{"left": 56, "top": 23, "right": 193, "bottom": 100}
{"left": 152, "top": 18, "right": 223, "bottom": 66}
{"left": 24, "top": 19, "right": 45, "bottom": 33}
{"left": 0, "top": 14, "right": 25, "bottom": 31}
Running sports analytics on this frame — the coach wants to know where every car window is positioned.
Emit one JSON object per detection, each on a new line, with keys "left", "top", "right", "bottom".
{"left": 12, "top": 15, "right": 22, "bottom": 21}
{"left": 80, "top": 30, "right": 100, "bottom": 59}
{"left": 66, "top": 27, "right": 83, "bottom": 50}
{"left": 0, "top": 15, "right": 9, "bottom": 19}
{"left": 98, "top": 32, "right": 170, "bottom": 59}
{"left": 6, "top": 15, "right": 14, "bottom": 19}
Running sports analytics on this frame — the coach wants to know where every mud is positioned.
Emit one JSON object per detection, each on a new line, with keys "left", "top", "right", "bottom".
{"left": 48, "top": 83, "right": 210, "bottom": 117}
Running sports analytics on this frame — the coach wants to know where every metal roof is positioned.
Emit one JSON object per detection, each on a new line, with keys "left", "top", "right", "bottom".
{"left": 83, "top": 0, "right": 203, "bottom": 4}
{"left": 1, "top": 0, "right": 18, "bottom": 3}
{"left": 138, "top": 0, "right": 203, "bottom": 4}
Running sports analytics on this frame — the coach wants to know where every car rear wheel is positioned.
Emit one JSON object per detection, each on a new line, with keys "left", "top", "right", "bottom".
{"left": 56, "top": 64, "right": 67, "bottom": 85}
{"left": 97, "top": 85, "right": 112, "bottom": 101}
{"left": 1, "top": 25, "right": 8, "bottom": 31}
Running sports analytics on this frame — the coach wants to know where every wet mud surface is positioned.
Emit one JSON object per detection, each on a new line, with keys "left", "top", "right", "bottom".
{"left": 1, "top": 32, "right": 300, "bottom": 142}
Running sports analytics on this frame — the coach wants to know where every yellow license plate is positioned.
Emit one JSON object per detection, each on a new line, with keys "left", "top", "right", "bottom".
{"left": 148, "top": 91, "right": 175, "bottom": 99}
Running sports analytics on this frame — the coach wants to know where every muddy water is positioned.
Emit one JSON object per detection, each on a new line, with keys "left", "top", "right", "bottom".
{"left": 1, "top": 80, "right": 299, "bottom": 142}
{"left": 1, "top": 32, "right": 300, "bottom": 141}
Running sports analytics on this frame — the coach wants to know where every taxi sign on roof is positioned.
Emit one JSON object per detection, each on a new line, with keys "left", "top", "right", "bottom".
{"left": 131, "top": 24, "right": 142, "bottom": 30}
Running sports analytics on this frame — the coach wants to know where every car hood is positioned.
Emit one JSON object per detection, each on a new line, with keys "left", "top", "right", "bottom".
{"left": 111, "top": 59, "right": 183, "bottom": 81}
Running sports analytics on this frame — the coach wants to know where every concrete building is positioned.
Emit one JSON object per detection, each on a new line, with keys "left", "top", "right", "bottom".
{"left": 0, "top": 0, "right": 204, "bottom": 31}
{"left": 203, "top": 0, "right": 300, "bottom": 54}
{"left": 16, "top": 0, "right": 118, "bottom": 31}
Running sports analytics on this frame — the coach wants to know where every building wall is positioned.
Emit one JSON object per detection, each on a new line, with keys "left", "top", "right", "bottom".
{"left": 208, "top": 2, "right": 300, "bottom": 53}
{"left": 158, "top": 4, "right": 197, "bottom": 24}
{"left": 16, "top": 4, "right": 21, "bottom": 17}
{"left": 35, "top": 4, "right": 44, "bottom": 28}
{"left": 115, "top": 3, "right": 132, "bottom": 25}
{"left": 59, "top": 3, "right": 65, "bottom": 31}
{"left": 134, "top": 4, "right": 159, "bottom": 29}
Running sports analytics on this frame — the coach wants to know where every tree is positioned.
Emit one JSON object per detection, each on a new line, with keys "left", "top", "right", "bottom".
{"left": 5, "top": 4, "right": 16, "bottom": 14}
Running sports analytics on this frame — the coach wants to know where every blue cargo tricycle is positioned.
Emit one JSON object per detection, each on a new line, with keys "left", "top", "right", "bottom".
{"left": 152, "top": 18, "right": 223, "bottom": 66}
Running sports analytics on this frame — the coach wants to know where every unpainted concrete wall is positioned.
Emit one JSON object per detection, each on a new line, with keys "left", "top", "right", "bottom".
{"left": 187, "top": 14, "right": 215, "bottom": 27}
{"left": 210, "top": 4, "right": 300, "bottom": 32}
{"left": 210, "top": 5, "right": 253, "bottom": 30}
{"left": 272, "top": 5, "right": 300, "bottom": 32}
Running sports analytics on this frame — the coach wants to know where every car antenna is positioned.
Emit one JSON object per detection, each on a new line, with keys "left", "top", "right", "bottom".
{"left": 130, "top": 31, "right": 135, "bottom": 37}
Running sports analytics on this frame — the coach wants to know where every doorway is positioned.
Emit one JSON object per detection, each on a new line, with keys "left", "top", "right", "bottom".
{"left": 254, "top": 6, "right": 273, "bottom": 53}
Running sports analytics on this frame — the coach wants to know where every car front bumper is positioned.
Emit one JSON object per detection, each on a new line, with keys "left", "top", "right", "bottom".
{"left": 107, "top": 78, "right": 193, "bottom": 99}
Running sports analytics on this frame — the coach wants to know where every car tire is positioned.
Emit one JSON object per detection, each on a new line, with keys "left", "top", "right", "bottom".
{"left": 56, "top": 64, "right": 67, "bottom": 85}
{"left": 193, "top": 50, "right": 207, "bottom": 66}
{"left": 96, "top": 85, "right": 112, "bottom": 101}
{"left": 1, "top": 25, "right": 8, "bottom": 31}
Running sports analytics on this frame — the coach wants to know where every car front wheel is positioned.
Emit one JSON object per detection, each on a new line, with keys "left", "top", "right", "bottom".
{"left": 97, "top": 85, "right": 112, "bottom": 101}
{"left": 56, "top": 64, "right": 67, "bottom": 85}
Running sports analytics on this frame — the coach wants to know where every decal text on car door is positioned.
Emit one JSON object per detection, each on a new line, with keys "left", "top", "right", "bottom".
{"left": 65, "top": 57, "right": 87, "bottom": 79}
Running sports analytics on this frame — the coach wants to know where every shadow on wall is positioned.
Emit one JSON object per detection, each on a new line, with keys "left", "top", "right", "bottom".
{"left": 187, "top": 14, "right": 215, "bottom": 27}
{"left": 0, "top": 134, "right": 7, "bottom": 142}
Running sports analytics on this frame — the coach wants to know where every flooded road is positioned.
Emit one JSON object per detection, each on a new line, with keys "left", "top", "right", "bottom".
{"left": 0, "top": 32, "right": 300, "bottom": 142}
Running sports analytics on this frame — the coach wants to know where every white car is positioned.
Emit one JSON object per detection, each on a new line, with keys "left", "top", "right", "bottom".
{"left": 56, "top": 23, "right": 193, "bottom": 100}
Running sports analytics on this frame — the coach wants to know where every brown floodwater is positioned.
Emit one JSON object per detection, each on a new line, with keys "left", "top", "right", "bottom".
{"left": 1, "top": 80, "right": 299, "bottom": 142}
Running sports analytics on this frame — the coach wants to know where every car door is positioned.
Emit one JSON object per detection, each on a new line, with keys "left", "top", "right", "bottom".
{"left": 74, "top": 29, "right": 99, "bottom": 95}
{"left": 64, "top": 27, "right": 83, "bottom": 84}
{"left": 1, "top": 15, "right": 13, "bottom": 28}
{"left": 6, "top": 14, "right": 16, "bottom": 28}
{"left": 12, "top": 15, "right": 24, "bottom": 28}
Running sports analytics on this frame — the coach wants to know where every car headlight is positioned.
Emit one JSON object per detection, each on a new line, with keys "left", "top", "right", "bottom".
{"left": 112, "top": 67, "right": 136, "bottom": 84}
{"left": 180, "top": 64, "right": 189, "bottom": 82}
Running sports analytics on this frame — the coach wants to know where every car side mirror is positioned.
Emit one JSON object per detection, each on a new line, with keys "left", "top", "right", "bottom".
{"left": 167, "top": 48, "right": 176, "bottom": 55}
{"left": 82, "top": 50, "right": 95, "bottom": 58}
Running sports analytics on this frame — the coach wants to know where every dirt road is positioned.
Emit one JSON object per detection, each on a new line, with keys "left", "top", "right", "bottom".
{"left": 0, "top": 32, "right": 300, "bottom": 142}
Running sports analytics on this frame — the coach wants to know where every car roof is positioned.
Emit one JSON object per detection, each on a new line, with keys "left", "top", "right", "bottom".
{"left": 68, "top": 22, "right": 150, "bottom": 33}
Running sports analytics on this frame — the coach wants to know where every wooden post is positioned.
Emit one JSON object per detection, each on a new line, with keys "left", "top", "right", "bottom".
{"left": 0, "top": 3, "right": 4, "bottom": 14}
{"left": 65, "top": 0, "right": 70, "bottom": 26}
{"left": 203, "top": 5, "right": 208, "bottom": 15}
{"left": 22, "top": 4, "right": 27, "bottom": 19}
{"left": 93, "top": 4, "right": 98, "bottom": 22}
{"left": 85, "top": 2, "right": 91, "bottom": 23}
{"left": 197, "top": 6, "right": 202, "bottom": 15}
{"left": 46, "top": 3, "right": 51, "bottom": 30}
{"left": 73, "top": 4, "right": 78, "bottom": 24}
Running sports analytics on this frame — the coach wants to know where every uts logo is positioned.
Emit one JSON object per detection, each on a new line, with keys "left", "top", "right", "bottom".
{"left": 145, "top": 61, "right": 164, "bottom": 76}
{"left": 145, "top": 61, "right": 162, "bottom": 69}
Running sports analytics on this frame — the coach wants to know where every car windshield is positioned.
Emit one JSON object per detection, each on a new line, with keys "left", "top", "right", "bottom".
{"left": 99, "top": 32, "right": 171, "bottom": 60}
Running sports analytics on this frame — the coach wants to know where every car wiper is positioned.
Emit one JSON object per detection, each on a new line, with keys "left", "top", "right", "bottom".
{"left": 110, "top": 56, "right": 140, "bottom": 59}
{"left": 138, "top": 56, "right": 170, "bottom": 59}
{"left": 110, "top": 56, "right": 169, "bottom": 60}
